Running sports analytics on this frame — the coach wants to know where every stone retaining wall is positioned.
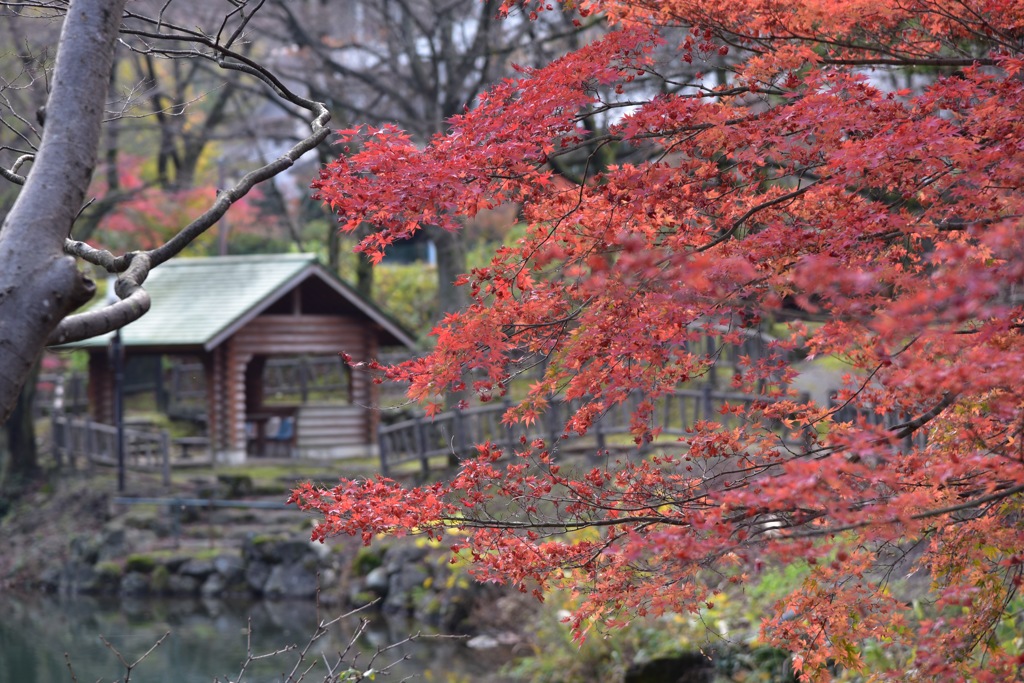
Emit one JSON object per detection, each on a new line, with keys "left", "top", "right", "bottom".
{"left": 38, "top": 529, "right": 487, "bottom": 632}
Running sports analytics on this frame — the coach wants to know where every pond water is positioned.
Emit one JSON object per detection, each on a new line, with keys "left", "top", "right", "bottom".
{"left": 0, "top": 592, "right": 515, "bottom": 682}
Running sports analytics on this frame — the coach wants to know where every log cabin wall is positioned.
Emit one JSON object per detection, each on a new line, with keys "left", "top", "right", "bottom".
{"left": 295, "top": 403, "right": 367, "bottom": 457}
{"left": 225, "top": 314, "right": 376, "bottom": 457}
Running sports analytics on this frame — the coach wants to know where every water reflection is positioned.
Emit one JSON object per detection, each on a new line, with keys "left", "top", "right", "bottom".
{"left": 0, "top": 592, "right": 514, "bottom": 682}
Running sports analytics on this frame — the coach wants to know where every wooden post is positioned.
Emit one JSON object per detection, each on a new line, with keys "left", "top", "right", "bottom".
{"left": 798, "top": 392, "right": 813, "bottom": 450}
{"left": 452, "top": 407, "right": 467, "bottom": 466}
{"left": 706, "top": 335, "right": 718, "bottom": 388}
{"left": 299, "top": 356, "right": 309, "bottom": 403}
{"left": 85, "top": 417, "right": 95, "bottom": 463}
{"left": 161, "top": 431, "right": 171, "bottom": 487}
{"left": 414, "top": 414, "right": 429, "bottom": 477}
{"left": 547, "top": 399, "right": 559, "bottom": 454}
{"left": 52, "top": 412, "right": 63, "bottom": 469}
{"left": 379, "top": 424, "right": 390, "bottom": 475}
{"left": 637, "top": 389, "right": 650, "bottom": 458}
{"left": 502, "top": 397, "right": 516, "bottom": 457}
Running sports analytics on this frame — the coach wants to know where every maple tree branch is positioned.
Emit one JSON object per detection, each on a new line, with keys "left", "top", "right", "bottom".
{"left": 217, "top": 0, "right": 266, "bottom": 50}
{"left": 786, "top": 483, "right": 1024, "bottom": 540}
{"left": 447, "top": 513, "right": 687, "bottom": 531}
{"left": 890, "top": 392, "right": 959, "bottom": 440}
{"left": 820, "top": 56, "right": 997, "bottom": 67}
{"left": 861, "top": 214, "right": 1023, "bottom": 244}
{"left": 695, "top": 182, "right": 818, "bottom": 253}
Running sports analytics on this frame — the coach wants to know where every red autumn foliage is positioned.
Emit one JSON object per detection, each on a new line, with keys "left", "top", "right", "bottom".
{"left": 297, "top": 1, "right": 1024, "bottom": 678}
{"left": 88, "top": 156, "right": 264, "bottom": 252}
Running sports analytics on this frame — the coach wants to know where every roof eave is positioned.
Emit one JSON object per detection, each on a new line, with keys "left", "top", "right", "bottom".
{"left": 202, "top": 263, "right": 419, "bottom": 352}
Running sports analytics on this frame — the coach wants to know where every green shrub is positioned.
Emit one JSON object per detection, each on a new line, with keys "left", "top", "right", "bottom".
{"left": 125, "top": 554, "right": 157, "bottom": 574}
{"left": 372, "top": 263, "right": 437, "bottom": 341}
{"left": 150, "top": 564, "right": 170, "bottom": 593}
{"left": 352, "top": 547, "right": 384, "bottom": 575}
{"left": 95, "top": 561, "right": 124, "bottom": 577}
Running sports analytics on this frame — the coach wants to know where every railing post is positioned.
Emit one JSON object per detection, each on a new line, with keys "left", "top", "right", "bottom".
{"left": 799, "top": 392, "right": 814, "bottom": 450}
{"left": 170, "top": 499, "right": 182, "bottom": 548}
{"left": 299, "top": 357, "right": 309, "bottom": 403}
{"left": 414, "top": 414, "right": 429, "bottom": 477}
{"left": 52, "top": 412, "right": 63, "bottom": 470}
{"left": 706, "top": 335, "right": 718, "bottom": 388}
{"left": 378, "top": 424, "right": 390, "bottom": 475}
{"left": 85, "top": 417, "right": 95, "bottom": 463}
{"left": 66, "top": 417, "right": 76, "bottom": 469}
{"left": 547, "top": 398, "right": 560, "bottom": 454}
{"left": 161, "top": 431, "right": 171, "bottom": 487}
{"left": 637, "top": 389, "right": 651, "bottom": 458}
{"left": 452, "top": 408, "right": 467, "bottom": 466}
{"left": 502, "top": 398, "right": 516, "bottom": 457}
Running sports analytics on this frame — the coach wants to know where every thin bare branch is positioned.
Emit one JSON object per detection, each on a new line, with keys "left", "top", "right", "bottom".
{"left": 98, "top": 630, "right": 170, "bottom": 682}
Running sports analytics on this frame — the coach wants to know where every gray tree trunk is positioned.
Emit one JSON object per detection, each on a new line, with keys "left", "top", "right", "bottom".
{"left": 426, "top": 225, "right": 468, "bottom": 319}
{"left": 2, "top": 362, "right": 40, "bottom": 486}
{"left": 426, "top": 225, "right": 469, "bottom": 422}
{"left": 0, "top": 0, "right": 127, "bottom": 424}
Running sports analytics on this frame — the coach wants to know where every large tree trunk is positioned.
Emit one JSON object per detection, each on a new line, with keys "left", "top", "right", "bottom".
{"left": 2, "top": 363, "right": 39, "bottom": 486}
{"left": 425, "top": 225, "right": 469, "bottom": 449}
{"left": 0, "top": 0, "right": 126, "bottom": 424}
{"left": 354, "top": 223, "right": 374, "bottom": 300}
{"left": 426, "top": 225, "right": 468, "bottom": 319}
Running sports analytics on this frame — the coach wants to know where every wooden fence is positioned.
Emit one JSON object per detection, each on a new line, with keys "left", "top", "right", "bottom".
{"left": 51, "top": 413, "right": 172, "bottom": 485}
{"left": 379, "top": 385, "right": 939, "bottom": 477}
{"left": 378, "top": 387, "right": 808, "bottom": 475}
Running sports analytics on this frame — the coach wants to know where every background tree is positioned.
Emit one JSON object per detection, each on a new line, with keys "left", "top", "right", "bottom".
{"left": 255, "top": 0, "right": 595, "bottom": 313}
{"left": 297, "top": 0, "right": 1024, "bottom": 679}
{"left": 0, "top": 0, "right": 328, "bottom": 462}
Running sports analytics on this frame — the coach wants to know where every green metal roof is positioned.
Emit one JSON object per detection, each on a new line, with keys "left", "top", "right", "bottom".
{"left": 64, "top": 253, "right": 417, "bottom": 351}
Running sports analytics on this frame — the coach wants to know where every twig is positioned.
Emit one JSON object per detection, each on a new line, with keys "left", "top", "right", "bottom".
{"left": 98, "top": 630, "right": 170, "bottom": 682}
{"left": 63, "top": 652, "right": 79, "bottom": 683}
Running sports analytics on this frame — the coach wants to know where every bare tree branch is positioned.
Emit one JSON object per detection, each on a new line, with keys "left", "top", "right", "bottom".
{"left": 0, "top": 0, "right": 329, "bottom": 424}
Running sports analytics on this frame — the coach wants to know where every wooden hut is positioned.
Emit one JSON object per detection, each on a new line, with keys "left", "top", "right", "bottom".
{"left": 67, "top": 254, "right": 417, "bottom": 463}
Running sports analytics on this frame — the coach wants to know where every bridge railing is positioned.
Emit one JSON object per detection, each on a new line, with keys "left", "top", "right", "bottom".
{"left": 378, "top": 387, "right": 806, "bottom": 476}
{"left": 51, "top": 413, "right": 172, "bottom": 485}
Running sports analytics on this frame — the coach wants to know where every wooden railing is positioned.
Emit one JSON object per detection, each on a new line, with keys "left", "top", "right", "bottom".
{"left": 51, "top": 413, "right": 172, "bottom": 485}
{"left": 378, "top": 387, "right": 807, "bottom": 475}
